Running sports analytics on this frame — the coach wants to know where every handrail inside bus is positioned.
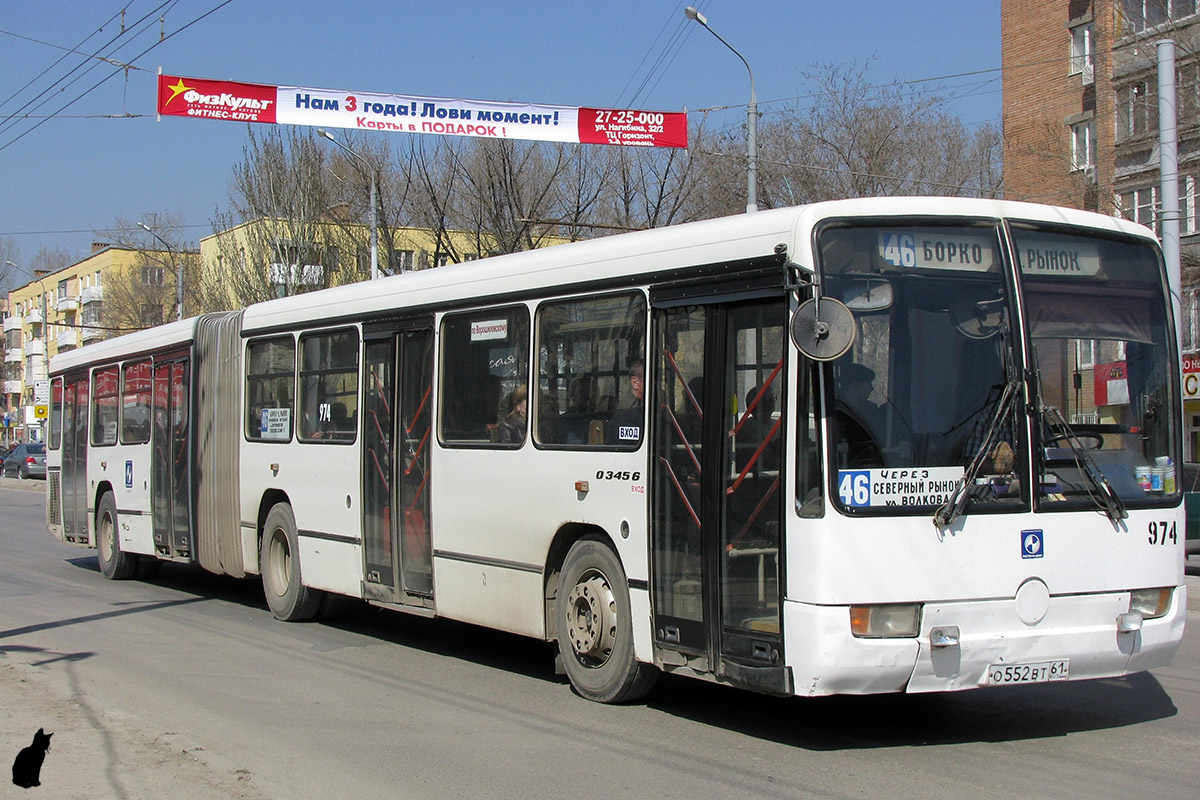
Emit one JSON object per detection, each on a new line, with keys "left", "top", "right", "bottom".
{"left": 726, "top": 417, "right": 781, "bottom": 496}
{"left": 729, "top": 357, "right": 784, "bottom": 440}
{"left": 728, "top": 476, "right": 780, "bottom": 552}
{"left": 663, "top": 350, "right": 703, "bottom": 420}
{"left": 660, "top": 402, "right": 702, "bottom": 478}
{"left": 657, "top": 456, "right": 701, "bottom": 530}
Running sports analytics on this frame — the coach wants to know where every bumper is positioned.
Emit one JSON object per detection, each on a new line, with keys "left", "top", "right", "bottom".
{"left": 784, "top": 586, "right": 1186, "bottom": 697}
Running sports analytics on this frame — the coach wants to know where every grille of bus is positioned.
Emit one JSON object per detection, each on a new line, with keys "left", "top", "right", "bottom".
{"left": 46, "top": 470, "right": 62, "bottom": 526}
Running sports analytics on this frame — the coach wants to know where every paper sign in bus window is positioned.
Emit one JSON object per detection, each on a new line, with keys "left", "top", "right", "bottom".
{"left": 261, "top": 408, "right": 291, "bottom": 440}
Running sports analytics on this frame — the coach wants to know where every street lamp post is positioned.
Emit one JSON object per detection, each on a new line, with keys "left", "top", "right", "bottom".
{"left": 319, "top": 129, "right": 380, "bottom": 280}
{"left": 684, "top": 6, "right": 758, "bottom": 213}
{"left": 138, "top": 222, "right": 183, "bottom": 321}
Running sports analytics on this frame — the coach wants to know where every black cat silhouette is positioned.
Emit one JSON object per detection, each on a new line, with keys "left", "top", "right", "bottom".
{"left": 11, "top": 728, "right": 52, "bottom": 788}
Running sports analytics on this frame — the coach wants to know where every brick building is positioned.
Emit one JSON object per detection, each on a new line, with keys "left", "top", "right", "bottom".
{"left": 1002, "top": 0, "right": 1200, "bottom": 459}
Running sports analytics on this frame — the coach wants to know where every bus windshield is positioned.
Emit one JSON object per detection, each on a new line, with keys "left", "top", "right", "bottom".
{"left": 819, "top": 222, "right": 1019, "bottom": 512}
{"left": 817, "top": 220, "right": 1177, "bottom": 515}
{"left": 1015, "top": 224, "right": 1178, "bottom": 511}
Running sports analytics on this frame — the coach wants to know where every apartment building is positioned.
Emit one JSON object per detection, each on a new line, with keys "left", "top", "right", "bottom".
{"left": 2, "top": 244, "right": 173, "bottom": 444}
{"left": 1002, "top": 0, "right": 1200, "bottom": 458}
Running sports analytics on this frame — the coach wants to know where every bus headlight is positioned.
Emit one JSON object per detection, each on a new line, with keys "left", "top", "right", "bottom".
{"left": 1130, "top": 588, "right": 1172, "bottom": 619}
{"left": 849, "top": 604, "right": 921, "bottom": 638}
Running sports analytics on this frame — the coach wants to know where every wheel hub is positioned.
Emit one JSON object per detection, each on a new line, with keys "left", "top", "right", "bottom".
{"left": 565, "top": 574, "right": 616, "bottom": 662}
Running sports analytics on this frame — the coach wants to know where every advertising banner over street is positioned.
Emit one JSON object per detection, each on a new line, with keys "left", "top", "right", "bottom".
{"left": 157, "top": 74, "right": 688, "bottom": 148}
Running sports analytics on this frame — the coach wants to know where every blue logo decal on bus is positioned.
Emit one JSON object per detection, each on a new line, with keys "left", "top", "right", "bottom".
{"left": 1021, "top": 529, "right": 1044, "bottom": 559}
{"left": 125, "top": 460, "right": 134, "bottom": 489}
{"left": 838, "top": 470, "right": 872, "bottom": 507}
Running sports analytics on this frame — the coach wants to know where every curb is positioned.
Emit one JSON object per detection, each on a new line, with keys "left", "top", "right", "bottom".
{"left": 0, "top": 476, "right": 46, "bottom": 493}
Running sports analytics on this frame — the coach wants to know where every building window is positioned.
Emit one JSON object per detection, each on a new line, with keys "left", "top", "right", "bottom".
{"left": 1181, "top": 174, "right": 1197, "bottom": 235}
{"left": 1121, "top": 0, "right": 1199, "bottom": 34}
{"left": 1071, "top": 120, "right": 1095, "bottom": 170}
{"left": 387, "top": 248, "right": 415, "bottom": 273}
{"left": 140, "top": 304, "right": 163, "bottom": 326}
{"left": 142, "top": 266, "right": 164, "bottom": 286}
{"left": 1070, "top": 23, "right": 1094, "bottom": 84}
{"left": 82, "top": 302, "right": 102, "bottom": 326}
{"left": 1186, "top": 289, "right": 1200, "bottom": 351}
{"left": 1118, "top": 185, "right": 1158, "bottom": 231}
{"left": 1116, "top": 80, "right": 1158, "bottom": 141}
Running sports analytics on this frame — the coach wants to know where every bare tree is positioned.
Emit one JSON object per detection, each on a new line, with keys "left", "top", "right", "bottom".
{"left": 27, "top": 244, "right": 75, "bottom": 277}
{"left": 93, "top": 213, "right": 198, "bottom": 329}
{"left": 691, "top": 61, "right": 1004, "bottom": 215}
{"left": 203, "top": 127, "right": 338, "bottom": 311}
{"left": 0, "top": 236, "right": 22, "bottom": 292}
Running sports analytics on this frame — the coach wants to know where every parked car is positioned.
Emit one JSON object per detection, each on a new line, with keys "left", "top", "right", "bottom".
{"left": 2, "top": 443, "right": 46, "bottom": 480}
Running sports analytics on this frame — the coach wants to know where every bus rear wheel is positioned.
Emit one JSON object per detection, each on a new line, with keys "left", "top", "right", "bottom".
{"left": 260, "top": 502, "right": 321, "bottom": 621}
{"left": 96, "top": 492, "right": 137, "bottom": 580}
{"left": 556, "top": 536, "right": 658, "bottom": 703}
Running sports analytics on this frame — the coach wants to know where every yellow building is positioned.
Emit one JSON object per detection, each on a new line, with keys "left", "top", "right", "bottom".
{"left": 2, "top": 243, "right": 174, "bottom": 444}
{"left": 197, "top": 217, "right": 570, "bottom": 307}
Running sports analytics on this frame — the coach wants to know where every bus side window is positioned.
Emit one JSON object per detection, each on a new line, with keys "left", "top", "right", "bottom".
{"left": 439, "top": 307, "right": 530, "bottom": 447}
{"left": 246, "top": 336, "right": 296, "bottom": 442}
{"left": 534, "top": 292, "right": 646, "bottom": 449}
{"left": 297, "top": 328, "right": 359, "bottom": 444}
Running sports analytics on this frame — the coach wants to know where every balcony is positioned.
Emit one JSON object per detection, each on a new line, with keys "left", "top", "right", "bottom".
{"left": 2, "top": 316, "right": 21, "bottom": 333}
{"left": 81, "top": 326, "right": 102, "bottom": 342}
{"left": 81, "top": 285, "right": 103, "bottom": 304}
{"left": 57, "top": 328, "right": 78, "bottom": 349}
{"left": 3, "top": 379, "right": 22, "bottom": 395}
{"left": 57, "top": 295, "right": 78, "bottom": 313}
{"left": 25, "top": 308, "right": 43, "bottom": 325}
{"left": 5, "top": 348, "right": 22, "bottom": 364}
{"left": 25, "top": 340, "right": 45, "bottom": 357}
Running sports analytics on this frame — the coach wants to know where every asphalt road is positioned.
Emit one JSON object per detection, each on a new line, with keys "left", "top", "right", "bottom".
{"left": 3, "top": 480, "right": 1200, "bottom": 799}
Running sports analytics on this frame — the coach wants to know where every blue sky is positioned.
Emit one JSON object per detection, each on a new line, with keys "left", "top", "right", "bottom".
{"left": 0, "top": 0, "right": 1001, "bottom": 270}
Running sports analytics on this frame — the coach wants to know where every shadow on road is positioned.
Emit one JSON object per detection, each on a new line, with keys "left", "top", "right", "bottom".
{"left": 59, "top": 554, "right": 1180, "bottom": 749}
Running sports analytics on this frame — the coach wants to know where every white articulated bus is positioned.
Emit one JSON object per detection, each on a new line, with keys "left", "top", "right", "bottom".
{"left": 46, "top": 198, "right": 1185, "bottom": 703}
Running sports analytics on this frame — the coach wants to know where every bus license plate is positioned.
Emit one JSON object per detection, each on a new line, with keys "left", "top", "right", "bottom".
{"left": 986, "top": 660, "right": 1069, "bottom": 685}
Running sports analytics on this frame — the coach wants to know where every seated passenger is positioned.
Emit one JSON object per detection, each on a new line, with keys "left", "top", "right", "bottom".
{"left": 605, "top": 361, "right": 644, "bottom": 445}
{"left": 498, "top": 385, "right": 528, "bottom": 444}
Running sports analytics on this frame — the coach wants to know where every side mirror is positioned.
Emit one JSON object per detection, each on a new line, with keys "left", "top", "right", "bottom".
{"left": 791, "top": 297, "right": 856, "bottom": 361}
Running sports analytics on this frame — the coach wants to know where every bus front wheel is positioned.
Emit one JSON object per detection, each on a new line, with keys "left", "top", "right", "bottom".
{"left": 556, "top": 536, "right": 658, "bottom": 703}
{"left": 260, "top": 503, "right": 321, "bottom": 622}
{"left": 96, "top": 492, "right": 137, "bottom": 580}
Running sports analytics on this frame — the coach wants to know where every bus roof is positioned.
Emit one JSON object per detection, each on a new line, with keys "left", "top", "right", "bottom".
{"left": 48, "top": 198, "right": 1159, "bottom": 373}
{"left": 239, "top": 198, "right": 1156, "bottom": 335}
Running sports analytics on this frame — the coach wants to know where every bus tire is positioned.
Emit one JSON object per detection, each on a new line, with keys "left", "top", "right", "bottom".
{"left": 556, "top": 536, "right": 658, "bottom": 703}
{"left": 260, "top": 503, "right": 321, "bottom": 622}
{"left": 96, "top": 492, "right": 137, "bottom": 580}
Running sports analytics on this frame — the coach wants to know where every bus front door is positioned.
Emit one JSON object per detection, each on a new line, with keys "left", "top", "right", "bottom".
{"left": 651, "top": 299, "right": 786, "bottom": 685}
{"left": 362, "top": 323, "right": 434, "bottom": 608}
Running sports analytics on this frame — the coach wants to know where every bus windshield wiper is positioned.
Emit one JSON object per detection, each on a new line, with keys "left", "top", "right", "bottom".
{"left": 1042, "top": 405, "right": 1127, "bottom": 523}
{"left": 934, "top": 380, "right": 1020, "bottom": 528}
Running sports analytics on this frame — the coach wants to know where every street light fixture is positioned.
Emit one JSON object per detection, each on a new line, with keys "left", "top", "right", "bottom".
{"left": 684, "top": 6, "right": 758, "bottom": 213}
{"left": 138, "top": 222, "right": 183, "bottom": 322}
{"left": 318, "top": 129, "right": 380, "bottom": 280}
